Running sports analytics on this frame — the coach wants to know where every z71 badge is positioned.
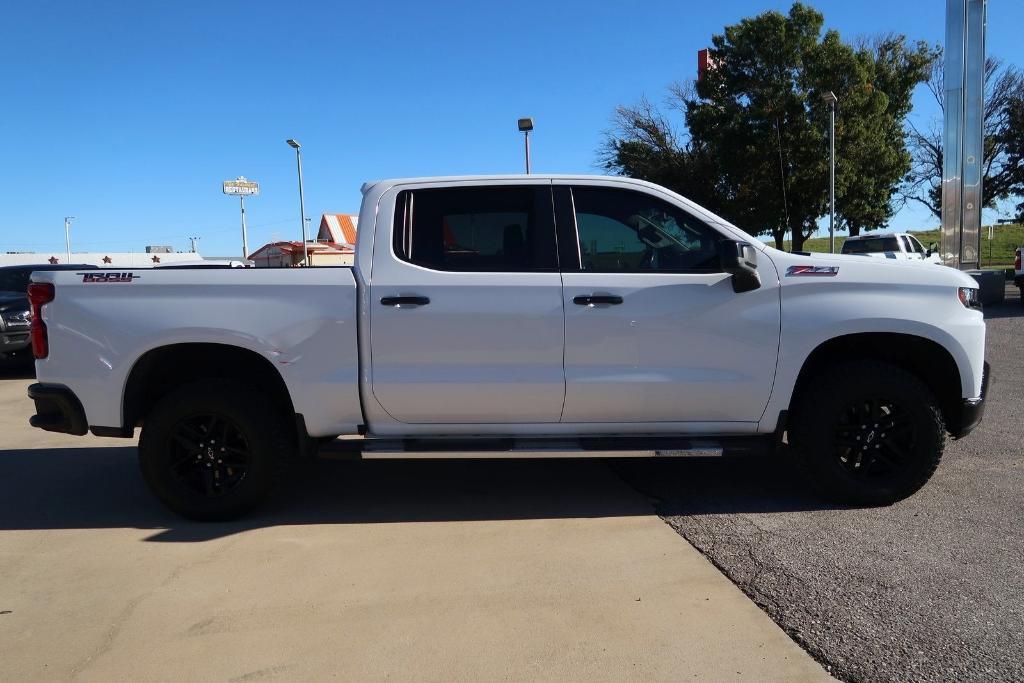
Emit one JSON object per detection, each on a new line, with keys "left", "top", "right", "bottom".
{"left": 785, "top": 265, "right": 840, "bottom": 277}
{"left": 78, "top": 272, "right": 142, "bottom": 283}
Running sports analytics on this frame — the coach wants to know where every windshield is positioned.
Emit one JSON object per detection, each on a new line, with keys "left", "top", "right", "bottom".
{"left": 0, "top": 269, "right": 31, "bottom": 294}
{"left": 841, "top": 237, "right": 899, "bottom": 254}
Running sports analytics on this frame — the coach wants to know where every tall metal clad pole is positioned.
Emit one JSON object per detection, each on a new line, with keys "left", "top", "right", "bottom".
{"left": 941, "top": 0, "right": 986, "bottom": 270}
{"left": 287, "top": 139, "right": 310, "bottom": 266}
{"left": 941, "top": 0, "right": 967, "bottom": 268}
{"left": 960, "top": 0, "right": 986, "bottom": 269}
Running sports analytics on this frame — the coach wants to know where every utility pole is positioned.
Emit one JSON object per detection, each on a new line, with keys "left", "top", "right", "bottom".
{"left": 63, "top": 216, "right": 75, "bottom": 262}
{"left": 822, "top": 91, "right": 838, "bottom": 253}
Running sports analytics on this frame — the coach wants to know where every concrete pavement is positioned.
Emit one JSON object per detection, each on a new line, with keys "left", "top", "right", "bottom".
{"left": 0, "top": 371, "right": 829, "bottom": 681}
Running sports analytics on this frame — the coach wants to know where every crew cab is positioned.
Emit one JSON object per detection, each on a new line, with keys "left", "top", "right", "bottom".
{"left": 26, "top": 176, "right": 988, "bottom": 519}
{"left": 841, "top": 232, "right": 941, "bottom": 263}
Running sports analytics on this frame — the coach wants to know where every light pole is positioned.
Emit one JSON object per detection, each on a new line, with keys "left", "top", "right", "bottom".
{"left": 286, "top": 139, "right": 310, "bottom": 266}
{"left": 823, "top": 91, "right": 838, "bottom": 253}
{"left": 518, "top": 118, "right": 533, "bottom": 174}
{"left": 188, "top": 236, "right": 201, "bottom": 253}
{"left": 63, "top": 217, "right": 75, "bottom": 262}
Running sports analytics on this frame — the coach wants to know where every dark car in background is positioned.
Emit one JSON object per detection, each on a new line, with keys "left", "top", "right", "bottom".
{"left": 0, "top": 264, "right": 97, "bottom": 365}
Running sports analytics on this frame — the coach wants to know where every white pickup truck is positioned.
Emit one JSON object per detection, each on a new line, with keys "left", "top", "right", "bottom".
{"left": 840, "top": 232, "right": 942, "bottom": 263}
{"left": 26, "top": 175, "right": 989, "bottom": 520}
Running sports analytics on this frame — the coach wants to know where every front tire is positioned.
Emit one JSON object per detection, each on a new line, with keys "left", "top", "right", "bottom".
{"left": 138, "top": 380, "right": 292, "bottom": 520}
{"left": 790, "top": 360, "right": 946, "bottom": 505}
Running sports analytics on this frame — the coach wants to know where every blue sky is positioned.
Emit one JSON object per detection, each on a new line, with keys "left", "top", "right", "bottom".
{"left": 1, "top": 0, "right": 1021, "bottom": 257}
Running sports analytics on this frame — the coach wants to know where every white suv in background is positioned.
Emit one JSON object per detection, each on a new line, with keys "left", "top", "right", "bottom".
{"left": 841, "top": 232, "right": 941, "bottom": 264}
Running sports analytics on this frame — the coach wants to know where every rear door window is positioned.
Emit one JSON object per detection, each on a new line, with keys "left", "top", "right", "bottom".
{"left": 392, "top": 186, "right": 557, "bottom": 272}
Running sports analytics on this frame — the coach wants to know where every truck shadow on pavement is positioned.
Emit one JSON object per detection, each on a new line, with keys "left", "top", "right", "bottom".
{"left": 0, "top": 363, "right": 33, "bottom": 380}
{"left": 0, "top": 447, "right": 832, "bottom": 542}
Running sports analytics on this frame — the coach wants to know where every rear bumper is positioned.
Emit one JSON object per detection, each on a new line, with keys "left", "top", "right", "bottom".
{"left": 27, "top": 383, "right": 88, "bottom": 436}
{"left": 950, "top": 362, "right": 990, "bottom": 439}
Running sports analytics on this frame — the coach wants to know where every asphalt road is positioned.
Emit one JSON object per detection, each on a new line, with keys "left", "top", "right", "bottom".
{"left": 613, "top": 284, "right": 1024, "bottom": 682}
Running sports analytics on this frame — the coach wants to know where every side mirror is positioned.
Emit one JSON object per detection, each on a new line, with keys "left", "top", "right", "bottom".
{"left": 718, "top": 240, "right": 761, "bottom": 293}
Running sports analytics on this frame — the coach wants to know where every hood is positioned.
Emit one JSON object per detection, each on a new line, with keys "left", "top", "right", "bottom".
{"left": 763, "top": 246, "right": 979, "bottom": 288}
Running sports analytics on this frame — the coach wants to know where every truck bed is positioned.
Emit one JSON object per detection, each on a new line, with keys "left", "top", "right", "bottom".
{"left": 32, "top": 267, "right": 363, "bottom": 437}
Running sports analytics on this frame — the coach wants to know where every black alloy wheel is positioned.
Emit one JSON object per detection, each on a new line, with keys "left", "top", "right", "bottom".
{"left": 138, "top": 379, "right": 292, "bottom": 520}
{"left": 790, "top": 360, "right": 946, "bottom": 505}
{"left": 832, "top": 397, "right": 916, "bottom": 480}
{"left": 168, "top": 413, "right": 251, "bottom": 498}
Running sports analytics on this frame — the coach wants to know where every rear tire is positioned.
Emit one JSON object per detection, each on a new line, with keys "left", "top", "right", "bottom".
{"left": 138, "top": 379, "right": 292, "bottom": 520}
{"left": 790, "top": 360, "right": 946, "bottom": 505}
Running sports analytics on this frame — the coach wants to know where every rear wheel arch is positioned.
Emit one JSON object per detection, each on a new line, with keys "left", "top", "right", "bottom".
{"left": 122, "top": 343, "right": 297, "bottom": 438}
{"left": 789, "top": 332, "right": 963, "bottom": 433}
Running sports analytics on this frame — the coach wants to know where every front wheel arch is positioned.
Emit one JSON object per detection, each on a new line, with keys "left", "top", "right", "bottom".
{"left": 789, "top": 332, "right": 962, "bottom": 436}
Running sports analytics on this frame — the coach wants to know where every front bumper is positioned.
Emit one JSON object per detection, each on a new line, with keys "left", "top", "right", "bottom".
{"left": 950, "top": 362, "right": 990, "bottom": 439}
{"left": 27, "top": 383, "right": 88, "bottom": 436}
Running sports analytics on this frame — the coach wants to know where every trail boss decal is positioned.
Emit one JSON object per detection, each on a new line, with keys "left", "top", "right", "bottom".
{"left": 785, "top": 265, "right": 840, "bottom": 277}
{"left": 78, "top": 272, "right": 142, "bottom": 283}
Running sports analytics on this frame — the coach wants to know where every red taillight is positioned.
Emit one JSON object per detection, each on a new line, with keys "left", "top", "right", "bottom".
{"left": 27, "top": 282, "right": 55, "bottom": 359}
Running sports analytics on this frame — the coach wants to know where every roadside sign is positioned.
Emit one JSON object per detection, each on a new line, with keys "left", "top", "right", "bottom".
{"left": 223, "top": 177, "right": 260, "bottom": 196}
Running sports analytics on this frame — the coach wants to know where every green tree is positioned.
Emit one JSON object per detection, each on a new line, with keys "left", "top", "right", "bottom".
{"left": 1006, "top": 99, "right": 1024, "bottom": 220}
{"left": 603, "top": 3, "right": 932, "bottom": 250}
{"left": 834, "top": 36, "right": 936, "bottom": 235}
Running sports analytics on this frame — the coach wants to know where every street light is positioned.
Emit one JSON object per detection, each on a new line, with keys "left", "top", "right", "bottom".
{"left": 63, "top": 216, "right": 75, "bottom": 262}
{"left": 286, "top": 139, "right": 310, "bottom": 266}
{"left": 822, "top": 91, "right": 838, "bottom": 253}
{"left": 518, "top": 118, "right": 533, "bottom": 174}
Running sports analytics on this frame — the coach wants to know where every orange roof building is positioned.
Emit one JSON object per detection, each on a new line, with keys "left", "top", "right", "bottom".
{"left": 247, "top": 213, "right": 359, "bottom": 267}
{"left": 318, "top": 214, "right": 358, "bottom": 247}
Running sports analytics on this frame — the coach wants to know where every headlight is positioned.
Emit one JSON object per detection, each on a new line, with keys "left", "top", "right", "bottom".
{"left": 957, "top": 287, "right": 981, "bottom": 310}
{"left": 1, "top": 309, "right": 31, "bottom": 327}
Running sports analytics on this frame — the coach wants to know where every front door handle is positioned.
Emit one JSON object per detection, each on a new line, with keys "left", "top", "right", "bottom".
{"left": 381, "top": 296, "right": 430, "bottom": 307}
{"left": 573, "top": 294, "right": 623, "bottom": 306}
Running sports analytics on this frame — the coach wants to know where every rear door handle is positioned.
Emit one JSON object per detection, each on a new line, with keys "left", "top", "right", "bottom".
{"left": 380, "top": 296, "right": 430, "bottom": 307}
{"left": 573, "top": 295, "right": 623, "bottom": 306}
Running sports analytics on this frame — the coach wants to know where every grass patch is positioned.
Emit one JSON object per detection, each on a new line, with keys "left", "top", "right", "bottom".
{"left": 765, "top": 223, "right": 1023, "bottom": 269}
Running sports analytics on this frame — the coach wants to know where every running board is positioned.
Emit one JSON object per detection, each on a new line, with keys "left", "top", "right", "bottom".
{"left": 316, "top": 435, "right": 774, "bottom": 459}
